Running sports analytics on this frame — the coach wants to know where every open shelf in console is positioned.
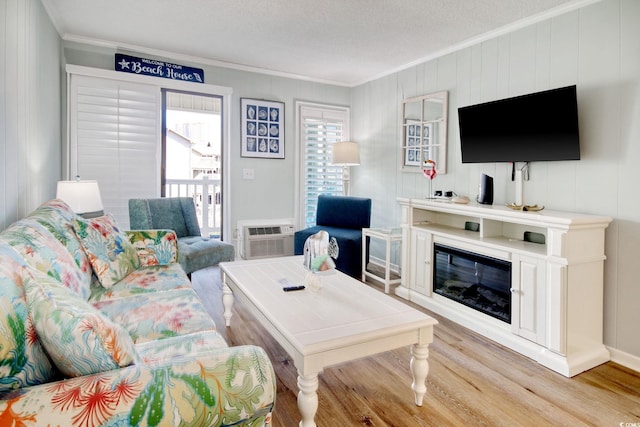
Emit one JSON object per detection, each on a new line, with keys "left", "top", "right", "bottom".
{"left": 411, "top": 202, "right": 548, "bottom": 257}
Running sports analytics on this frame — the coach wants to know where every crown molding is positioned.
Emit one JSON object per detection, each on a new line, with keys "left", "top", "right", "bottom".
{"left": 58, "top": 0, "right": 601, "bottom": 88}
{"left": 61, "top": 34, "right": 352, "bottom": 88}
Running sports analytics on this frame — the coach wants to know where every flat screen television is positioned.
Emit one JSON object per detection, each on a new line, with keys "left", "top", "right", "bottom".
{"left": 458, "top": 85, "right": 580, "bottom": 163}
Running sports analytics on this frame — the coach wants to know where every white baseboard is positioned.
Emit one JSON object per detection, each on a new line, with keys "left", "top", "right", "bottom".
{"left": 608, "top": 346, "right": 640, "bottom": 373}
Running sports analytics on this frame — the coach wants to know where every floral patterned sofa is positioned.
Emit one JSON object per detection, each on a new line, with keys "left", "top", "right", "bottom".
{"left": 0, "top": 199, "right": 276, "bottom": 427}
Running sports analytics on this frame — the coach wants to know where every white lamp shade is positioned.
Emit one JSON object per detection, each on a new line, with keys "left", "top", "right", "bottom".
{"left": 56, "top": 180, "right": 104, "bottom": 214}
{"left": 331, "top": 141, "right": 360, "bottom": 166}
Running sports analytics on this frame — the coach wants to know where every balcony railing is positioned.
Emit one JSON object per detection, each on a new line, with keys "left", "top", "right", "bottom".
{"left": 164, "top": 177, "right": 221, "bottom": 238}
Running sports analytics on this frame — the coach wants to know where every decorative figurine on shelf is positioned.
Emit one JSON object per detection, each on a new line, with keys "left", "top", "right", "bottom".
{"left": 423, "top": 159, "right": 437, "bottom": 198}
{"left": 302, "top": 230, "right": 339, "bottom": 290}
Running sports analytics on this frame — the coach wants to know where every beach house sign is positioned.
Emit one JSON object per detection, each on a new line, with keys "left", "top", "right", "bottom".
{"left": 115, "top": 54, "right": 204, "bottom": 83}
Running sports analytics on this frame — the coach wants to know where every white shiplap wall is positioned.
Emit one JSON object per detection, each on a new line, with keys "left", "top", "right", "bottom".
{"left": 0, "top": 0, "right": 61, "bottom": 230}
{"left": 351, "top": 0, "right": 640, "bottom": 364}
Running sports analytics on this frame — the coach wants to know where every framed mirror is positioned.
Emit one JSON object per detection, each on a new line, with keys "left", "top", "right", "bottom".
{"left": 401, "top": 91, "right": 448, "bottom": 174}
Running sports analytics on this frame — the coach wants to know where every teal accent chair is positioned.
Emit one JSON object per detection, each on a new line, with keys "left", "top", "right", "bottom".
{"left": 129, "top": 197, "right": 234, "bottom": 276}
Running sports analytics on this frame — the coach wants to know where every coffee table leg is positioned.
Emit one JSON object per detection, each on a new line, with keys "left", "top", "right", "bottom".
{"left": 410, "top": 344, "right": 430, "bottom": 406}
{"left": 297, "top": 373, "right": 319, "bottom": 427}
{"left": 222, "top": 283, "right": 234, "bottom": 327}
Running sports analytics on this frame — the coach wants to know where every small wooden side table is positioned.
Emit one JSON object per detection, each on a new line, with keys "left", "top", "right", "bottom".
{"left": 362, "top": 227, "right": 402, "bottom": 293}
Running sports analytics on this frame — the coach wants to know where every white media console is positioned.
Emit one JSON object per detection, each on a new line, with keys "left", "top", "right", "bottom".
{"left": 396, "top": 197, "right": 612, "bottom": 377}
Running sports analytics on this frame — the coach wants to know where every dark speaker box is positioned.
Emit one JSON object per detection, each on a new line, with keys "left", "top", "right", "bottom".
{"left": 478, "top": 174, "right": 494, "bottom": 205}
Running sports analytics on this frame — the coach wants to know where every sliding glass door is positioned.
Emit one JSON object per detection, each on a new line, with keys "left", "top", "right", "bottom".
{"left": 162, "top": 90, "right": 225, "bottom": 238}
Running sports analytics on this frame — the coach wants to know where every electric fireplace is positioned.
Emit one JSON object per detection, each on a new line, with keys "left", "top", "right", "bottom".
{"left": 433, "top": 243, "right": 512, "bottom": 323}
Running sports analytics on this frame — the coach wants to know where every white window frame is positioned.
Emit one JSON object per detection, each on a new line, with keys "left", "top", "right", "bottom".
{"left": 295, "top": 101, "right": 350, "bottom": 230}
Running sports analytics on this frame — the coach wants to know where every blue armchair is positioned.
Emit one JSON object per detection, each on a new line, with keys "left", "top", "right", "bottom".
{"left": 294, "top": 194, "right": 371, "bottom": 278}
{"left": 129, "top": 197, "right": 235, "bottom": 275}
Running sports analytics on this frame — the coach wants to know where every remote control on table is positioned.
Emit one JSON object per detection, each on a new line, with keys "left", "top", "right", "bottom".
{"left": 278, "top": 278, "right": 305, "bottom": 292}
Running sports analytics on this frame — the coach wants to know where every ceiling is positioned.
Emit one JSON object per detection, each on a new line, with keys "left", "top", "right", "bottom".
{"left": 42, "top": 0, "right": 593, "bottom": 87}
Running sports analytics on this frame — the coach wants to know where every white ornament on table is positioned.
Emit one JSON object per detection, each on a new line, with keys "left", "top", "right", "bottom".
{"left": 302, "top": 230, "right": 339, "bottom": 291}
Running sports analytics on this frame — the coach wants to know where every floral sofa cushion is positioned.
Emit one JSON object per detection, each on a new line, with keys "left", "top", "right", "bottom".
{"left": 127, "top": 229, "right": 178, "bottom": 267}
{"left": 88, "top": 263, "right": 191, "bottom": 302}
{"left": 27, "top": 199, "right": 93, "bottom": 296}
{"left": 24, "top": 269, "right": 138, "bottom": 377}
{"left": 0, "top": 247, "right": 58, "bottom": 393}
{"left": 93, "top": 289, "right": 218, "bottom": 344}
{"left": 0, "top": 218, "right": 91, "bottom": 300}
{"left": 73, "top": 214, "right": 141, "bottom": 288}
{"left": 135, "top": 330, "right": 229, "bottom": 364}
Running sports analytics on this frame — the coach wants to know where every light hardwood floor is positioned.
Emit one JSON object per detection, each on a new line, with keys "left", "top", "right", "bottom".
{"left": 192, "top": 266, "right": 640, "bottom": 427}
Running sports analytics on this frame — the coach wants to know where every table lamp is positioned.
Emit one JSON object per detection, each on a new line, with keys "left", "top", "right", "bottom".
{"left": 56, "top": 177, "right": 104, "bottom": 218}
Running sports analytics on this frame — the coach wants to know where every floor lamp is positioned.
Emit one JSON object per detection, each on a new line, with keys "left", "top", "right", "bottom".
{"left": 331, "top": 141, "right": 360, "bottom": 195}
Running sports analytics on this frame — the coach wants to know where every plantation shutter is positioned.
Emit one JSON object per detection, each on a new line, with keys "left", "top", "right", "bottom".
{"left": 68, "top": 74, "right": 161, "bottom": 228}
{"left": 300, "top": 105, "right": 349, "bottom": 228}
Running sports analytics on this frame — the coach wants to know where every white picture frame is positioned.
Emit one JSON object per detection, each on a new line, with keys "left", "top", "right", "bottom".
{"left": 241, "top": 98, "right": 285, "bottom": 159}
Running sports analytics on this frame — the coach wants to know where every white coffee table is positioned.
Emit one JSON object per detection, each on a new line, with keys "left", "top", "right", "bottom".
{"left": 219, "top": 256, "right": 438, "bottom": 427}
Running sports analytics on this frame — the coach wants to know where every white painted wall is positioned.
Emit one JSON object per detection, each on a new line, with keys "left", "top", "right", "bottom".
{"left": 351, "top": 0, "right": 640, "bottom": 363}
{"left": 0, "top": 0, "right": 62, "bottom": 229}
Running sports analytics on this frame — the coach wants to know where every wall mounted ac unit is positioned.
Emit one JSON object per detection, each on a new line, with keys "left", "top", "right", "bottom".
{"left": 238, "top": 220, "right": 295, "bottom": 260}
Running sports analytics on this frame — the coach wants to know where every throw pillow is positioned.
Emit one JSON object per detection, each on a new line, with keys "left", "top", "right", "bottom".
{"left": 0, "top": 254, "right": 58, "bottom": 393}
{"left": 24, "top": 269, "right": 138, "bottom": 377}
{"left": 31, "top": 199, "right": 94, "bottom": 298}
{"left": 73, "top": 214, "right": 140, "bottom": 288}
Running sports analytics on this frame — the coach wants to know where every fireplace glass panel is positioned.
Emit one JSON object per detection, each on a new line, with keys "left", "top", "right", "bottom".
{"left": 433, "top": 243, "right": 512, "bottom": 323}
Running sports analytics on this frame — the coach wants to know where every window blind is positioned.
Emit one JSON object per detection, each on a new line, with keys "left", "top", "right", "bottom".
{"left": 299, "top": 105, "right": 349, "bottom": 228}
{"left": 69, "top": 75, "right": 161, "bottom": 228}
